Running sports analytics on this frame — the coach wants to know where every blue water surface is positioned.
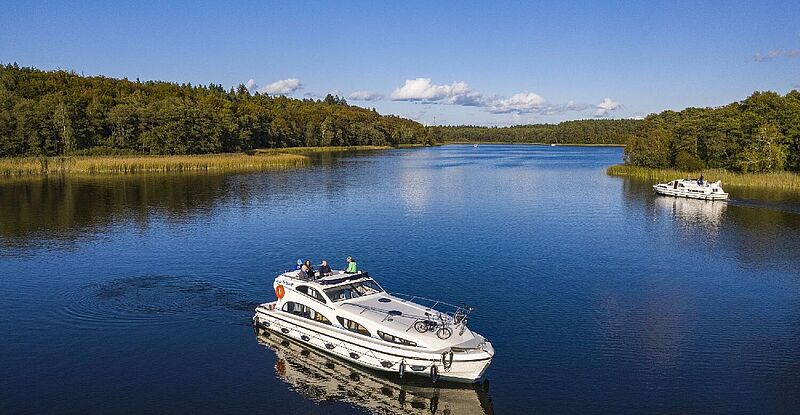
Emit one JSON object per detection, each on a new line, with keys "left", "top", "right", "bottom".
{"left": 1, "top": 145, "right": 799, "bottom": 414}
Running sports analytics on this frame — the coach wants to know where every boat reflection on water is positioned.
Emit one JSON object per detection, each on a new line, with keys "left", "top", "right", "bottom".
{"left": 254, "top": 327, "right": 495, "bottom": 415}
{"left": 654, "top": 196, "right": 727, "bottom": 230}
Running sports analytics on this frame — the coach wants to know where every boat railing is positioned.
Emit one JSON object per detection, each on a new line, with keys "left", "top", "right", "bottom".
{"left": 340, "top": 302, "right": 431, "bottom": 322}
{"left": 390, "top": 292, "right": 469, "bottom": 315}
{"left": 391, "top": 293, "right": 475, "bottom": 330}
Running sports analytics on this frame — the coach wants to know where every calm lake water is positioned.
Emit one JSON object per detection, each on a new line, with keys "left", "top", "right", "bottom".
{"left": 2, "top": 145, "right": 799, "bottom": 414}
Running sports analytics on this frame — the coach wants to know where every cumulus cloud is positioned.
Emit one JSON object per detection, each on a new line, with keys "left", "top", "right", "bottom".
{"left": 390, "top": 78, "right": 483, "bottom": 105}
{"left": 348, "top": 90, "right": 384, "bottom": 101}
{"left": 259, "top": 78, "right": 302, "bottom": 95}
{"left": 390, "top": 77, "right": 555, "bottom": 112}
{"left": 486, "top": 92, "right": 546, "bottom": 114}
{"left": 594, "top": 98, "right": 621, "bottom": 117}
{"left": 753, "top": 48, "right": 800, "bottom": 62}
{"left": 389, "top": 77, "right": 621, "bottom": 118}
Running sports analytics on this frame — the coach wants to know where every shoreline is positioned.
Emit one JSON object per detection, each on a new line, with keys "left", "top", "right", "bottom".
{"left": 444, "top": 141, "right": 626, "bottom": 147}
{"left": 607, "top": 164, "right": 800, "bottom": 191}
{"left": 0, "top": 146, "right": 399, "bottom": 178}
{"left": 253, "top": 145, "right": 394, "bottom": 154}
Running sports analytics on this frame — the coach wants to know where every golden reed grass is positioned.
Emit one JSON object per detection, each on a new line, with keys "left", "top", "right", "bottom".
{"left": 0, "top": 153, "right": 309, "bottom": 177}
{"left": 607, "top": 164, "right": 800, "bottom": 190}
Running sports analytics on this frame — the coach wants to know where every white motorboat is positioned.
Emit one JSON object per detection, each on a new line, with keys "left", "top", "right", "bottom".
{"left": 652, "top": 178, "right": 729, "bottom": 201}
{"left": 253, "top": 269, "right": 494, "bottom": 383}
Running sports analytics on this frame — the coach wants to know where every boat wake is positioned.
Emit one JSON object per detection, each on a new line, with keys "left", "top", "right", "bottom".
{"left": 53, "top": 275, "right": 261, "bottom": 330}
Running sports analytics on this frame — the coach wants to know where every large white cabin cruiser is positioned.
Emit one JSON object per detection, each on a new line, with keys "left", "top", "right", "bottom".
{"left": 253, "top": 269, "right": 494, "bottom": 382}
{"left": 653, "top": 178, "right": 729, "bottom": 201}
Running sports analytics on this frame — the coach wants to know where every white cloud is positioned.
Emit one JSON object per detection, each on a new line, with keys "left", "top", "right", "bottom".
{"left": 390, "top": 78, "right": 483, "bottom": 105}
{"left": 486, "top": 92, "right": 546, "bottom": 113}
{"left": 245, "top": 79, "right": 259, "bottom": 93}
{"left": 349, "top": 90, "right": 384, "bottom": 101}
{"left": 259, "top": 78, "right": 302, "bottom": 95}
{"left": 389, "top": 77, "right": 620, "bottom": 118}
{"left": 594, "top": 98, "right": 621, "bottom": 117}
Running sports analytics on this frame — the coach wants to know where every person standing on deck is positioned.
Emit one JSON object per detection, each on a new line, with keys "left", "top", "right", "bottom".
{"left": 345, "top": 256, "right": 358, "bottom": 274}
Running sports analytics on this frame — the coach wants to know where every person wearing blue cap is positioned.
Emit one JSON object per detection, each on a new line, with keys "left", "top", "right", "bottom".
{"left": 295, "top": 259, "right": 303, "bottom": 270}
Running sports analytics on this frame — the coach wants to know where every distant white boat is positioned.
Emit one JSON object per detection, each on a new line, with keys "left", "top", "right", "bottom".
{"left": 473, "top": 144, "right": 478, "bottom": 148}
{"left": 550, "top": 144, "right": 556, "bottom": 147}
{"left": 653, "top": 178, "right": 728, "bottom": 201}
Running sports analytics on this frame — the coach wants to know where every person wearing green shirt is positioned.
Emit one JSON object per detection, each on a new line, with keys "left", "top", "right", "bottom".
{"left": 345, "top": 256, "right": 358, "bottom": 274}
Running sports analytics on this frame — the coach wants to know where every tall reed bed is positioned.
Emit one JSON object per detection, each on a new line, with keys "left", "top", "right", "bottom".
{"left": 607, "top": 164, "right": 800, "bottom": 190}
{"left": 0, "top": 153, "right": 309, "bottom": 177}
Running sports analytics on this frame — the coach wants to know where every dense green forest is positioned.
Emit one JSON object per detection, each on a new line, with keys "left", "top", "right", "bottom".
{"left": 0, "top": 64, "right": 430, "bottom": 157}
{"left": 3, "top": 64, "right": 799, "bottom": 174}
{"left": 436, "top": 119, "right": 641, "bottom": 145}
{"left": 625, "top": 91, "right": 800, "bottom": 172}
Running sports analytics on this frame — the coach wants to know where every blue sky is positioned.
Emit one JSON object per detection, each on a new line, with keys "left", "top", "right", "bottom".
{"left": 2, "top": 1, "right": 799, "bottom": 125}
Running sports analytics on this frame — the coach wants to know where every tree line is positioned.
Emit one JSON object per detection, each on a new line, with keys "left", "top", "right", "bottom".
{"left": 435, "top": 119, "right": 642, "bottom": 145}
{"left": 0, "top": 64, "right": 431, "bottom": 157}
{"left": 625, "top": 91, "right": 800, "bottom": 173}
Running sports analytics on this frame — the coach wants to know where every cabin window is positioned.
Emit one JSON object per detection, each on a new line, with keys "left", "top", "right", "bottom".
{"left": 282, "top": 301, "right": 331, "bottom": 325}
{"left": 377, "top": 330, "right": 417, "bottom": 347}
{"left": 296, "top": 285, "right": 327, "bottom": 303}
{"left": 324, "top": 279, "right": 384, "bottom": 302}
{"left": 337, "top": 316, "right": 371, "bottom": 336}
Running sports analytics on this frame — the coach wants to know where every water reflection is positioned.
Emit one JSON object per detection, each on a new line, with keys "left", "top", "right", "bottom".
{"left": 0, "top": 174, "right": 239, "bottom": 247}
{"left": 255, "top": 327, "right": 494, "bottom": 415}
{"left": 654, "top": 196, "right": 727, "bottom": 231}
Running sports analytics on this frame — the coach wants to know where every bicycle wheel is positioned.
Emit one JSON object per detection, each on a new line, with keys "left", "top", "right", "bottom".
{"left": 436, "top": 327, "right": 452, "bottom": 339}
{"left": 414, "top": 320, "right": 429, "bottom": 333}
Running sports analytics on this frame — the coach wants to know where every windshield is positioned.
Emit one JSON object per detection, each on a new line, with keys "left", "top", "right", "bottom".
{"left": 324, "top": 279, "right": 384, "bottom": 302}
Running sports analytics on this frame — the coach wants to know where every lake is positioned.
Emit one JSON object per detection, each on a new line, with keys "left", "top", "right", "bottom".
{"left": 2, "top": 145, "right": 799, "bottom": 414}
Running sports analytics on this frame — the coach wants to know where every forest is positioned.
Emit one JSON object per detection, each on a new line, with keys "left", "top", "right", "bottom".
{"left": 436, "top": 119, "right": 641, "bottom": 145}
{"left": 624, "top": 90, "right": 800, "bottom": 173}
{"left": 0, "top": 64, "right": 431, "bottom": 157}
{"left": 2, "top": 64, "right": 799, "bottom": 175}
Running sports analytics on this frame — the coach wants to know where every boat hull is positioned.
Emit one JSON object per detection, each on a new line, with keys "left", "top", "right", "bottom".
{"left": 254, "top": 305, "right": 493, "bottom": 383}
{"left": 653, "top": 185, "right": 729, "bottom": 201}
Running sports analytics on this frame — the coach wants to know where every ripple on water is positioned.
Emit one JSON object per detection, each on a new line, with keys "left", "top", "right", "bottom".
{"left": 51, "top": 275, "right": 263, "bottom": 331}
